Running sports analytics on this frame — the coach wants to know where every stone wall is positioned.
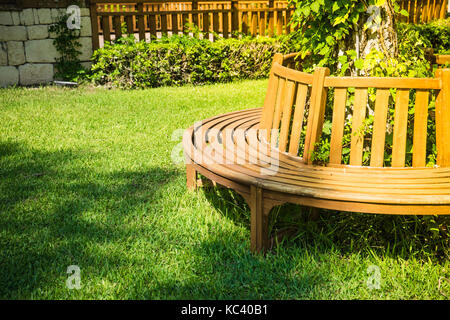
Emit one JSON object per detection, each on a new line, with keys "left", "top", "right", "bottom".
{"left": 0, "top": 7, "right": 92, "bottom": 87}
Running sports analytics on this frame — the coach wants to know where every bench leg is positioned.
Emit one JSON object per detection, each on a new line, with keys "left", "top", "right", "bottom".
{"left": 250, "top": 185, "right": 269, "bottom": 253}
{"left": 309, "top": 207, "right": 320, "bottom": 221}
{"left": 186, "top": 164, "right": 197, "bottom": 191}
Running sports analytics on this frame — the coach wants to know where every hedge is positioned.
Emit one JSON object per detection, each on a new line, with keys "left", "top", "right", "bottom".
{"left": 89, "top": 35, "right": 293, "bottom": 89}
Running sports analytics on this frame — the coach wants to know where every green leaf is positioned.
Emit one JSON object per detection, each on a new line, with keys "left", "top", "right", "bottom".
{"left": 311, "top": 1, "right": 320, "bottom": 13}
{"left": 332, "top": 1, "right": 340, "bottom": 12}
{"left": 400, "top": 9, "right": 409, "bottom": 17}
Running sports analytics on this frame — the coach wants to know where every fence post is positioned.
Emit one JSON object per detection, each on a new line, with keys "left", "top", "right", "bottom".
{"left": 192, "top": 0, "right": 199, "bottom": 30}
{"left": 89, "top": 1, "right": 100, "bottom": 51}
{"left": 231, "top": 0, "right": 239, "bottom": 37}
{"left": 137, "top": 1, "right": 145, "bottom": 41}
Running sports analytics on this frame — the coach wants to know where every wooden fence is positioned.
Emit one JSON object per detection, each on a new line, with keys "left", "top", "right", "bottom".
{"left": 89, "top": 0, "right": 295, "bottom": 49}
{"left": 398, "top": 0, "right": 448, "bottom": 23}
{"left": 89, "top": 0, "right": 449, "bottom": 50}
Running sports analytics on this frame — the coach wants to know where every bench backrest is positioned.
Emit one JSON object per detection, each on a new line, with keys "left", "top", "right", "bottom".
{"left": 259, "top": 53, "right": 450, "bottom": 168}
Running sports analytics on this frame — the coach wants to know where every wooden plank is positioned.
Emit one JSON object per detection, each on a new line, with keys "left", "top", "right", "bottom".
{"left": 222, "top": 11, "right": 229, "bottom": 38}
{"left": 113, "top": 15, "right": 122, "bottom": 39}
{"left": 392, "top": 89, "right": 410, "bottom": 167}
{"left": 329, "top": 88, "right": 347, "bottom": 165}
{"left": 202, "top": 11, "right": 209, "bottom": 38}
{"left": 90, "top": 3, "right": 100, "bottom": 50}
{"left": 276, "top": 11, "right": 283, "bottom": 35}
{"left": 102, "top": 16, "right": 111, "bottom": 42}
{"left": 137, "top": 3, "right": 145, "bottom": 41}
{"left": 213, "top": 12, "right": 219, "bottom": 40}
{"left": 349, "top": 89, "right": 368, "bottom": 166}
{"left": 288, "top": 84, "right": 308, "bottom": 156}
{"left": 412, "top": 90, "right": 429, "bottom": 167}
{"left": 242, "top": 11, "right": 249, "bottom": 34}
{"left": 435, "top": 69, "right": 450, "bottom": 166}
{"left": 160, "top": 13, "right": 168, "bottom": 35}
{"left": 259, "top": 53, "right": 283, "bottom": 139}
{"left": 370, "top": 89, "right": 390, "bottom": 167}
{"left": 278, "top": 80, "right": 296, "bottom": 152}
{"left": 272, "top": 62, "right": 314, "bottom": 84}
{"left": 259, "top": 11, "right": 265, "bottom": 36}
{"left": 172, "top": 12, "right": 179, "bottom": 35}
{"left": 304, "top": 67, "right": 330, "bottom": 164}
{"left": 251, "top": 11, "right": 258, "bottom": 36}
{"left": 125, "top": 14, "right": 133, "bottom": 35}
{"left": 324, "top": 76, "right": 441, "bottom": 90}
{"left": 149, "top": 13, "right": 157, "bottom": 39}
{"left": 271, "top": 77, "right": 286, "bottom": 146}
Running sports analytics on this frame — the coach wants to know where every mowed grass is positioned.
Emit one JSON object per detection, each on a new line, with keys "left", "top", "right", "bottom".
{"left": 0, "top": 80, "right": 449, "bottom": 300}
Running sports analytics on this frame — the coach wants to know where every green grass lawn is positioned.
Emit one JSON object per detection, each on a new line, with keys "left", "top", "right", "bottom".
{"left": 0, "top": 80, "right": 449, "bottom": 299}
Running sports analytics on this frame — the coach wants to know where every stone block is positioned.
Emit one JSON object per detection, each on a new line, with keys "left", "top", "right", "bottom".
{"left": 11, "top": 11, "right": 20, "bottom": 25}
{"left": 19, "top": 63, "right": 53, "bottom": 85}
{"left": 80, "top": 16, "right": 91, "bottom": 37}
{"left": 20, "top": 8, "right": 34, "bottom": 26}
{"left": 0, "top": 42, "right": 7, "bottom": 65}
{"left": 78, "top": 37, "right": 93, "bottom": 61}
{"left": 38, "top": 9, "right": 52, "bottom": 24}
{"left": 7, "top": 41, "right": 25, "bottom": 65}
{"left": 80, "top": 8, "right": 91, "bottom": 17}
{"left": 27, "top": 25, "right": 48, "bottom": 40}
{"left": 0, "top": 26, "right": 27, "bottom": 41}
{"left": 0, "top": 11, "right": 13, "bottom": 25}
{"left": 0, "top": 66, "right": 19, "bottom": 87}
{"left": 25, "top": 39, "right": 59, "bottom": 63}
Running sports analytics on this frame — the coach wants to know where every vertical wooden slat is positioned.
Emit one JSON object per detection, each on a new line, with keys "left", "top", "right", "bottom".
{"left": 278, "top": 80, "right": 296, "bottom": 152}
{"left": 213, "top": 12, "right": 219, "bottom": 40}
{"left": 251, "top": 11, "right": 258, "bottom": 36}
{"left": 114, "top": 15, "right": 122, "bottom": 40}
{"left": 268, "top": 0, "right": 274, "bottom": 37}
{"left": 276, "top": 10, "right": 283, "bottom": 35}
{"left": 137, "top": 2, "right": 145, "bottom": 41}
{"left": 349, "top": 88, "right": 368, "bottom": 166}
{"left": 259, "top": 11, "right": 265, "bottom": 36}
{"left": 242, "top": 11, "right": 249, "bottom": 34}
{"left": 329, "top": 88, "right": 347, "bottom": 164}
{"left": 202, "top": 11, "right": 209, "bottom": 39}
{"left": 172, "top": 12, "right": 179, "bottom": 35}
{"left": 271, "top": 78, "right": 286, "bottom": 146}
{"left": 222, "top": 10, "right": 229, "bottom": 38}
{"left": 126, "top": 14, "right": 133, "bottom": 35}
{"left": 288, "top": 84, "right": 308, "bottom": 156}
{"left": 149, "top": 13, "right": 157, "bottom": 39}
{"left": 102, "top": 15, "right": 111, "bottom": 43}
{"left": 392, "top": 89, "right": 410, "bottom": 167}
{"left": 435, "top": 69, "right": 450, "bottom": 166}
{"left": 412, "top": 90, "right": 429, "bottom": 167}
{"left": 304, "top": 67, "right": 330, "bottom": 164}
{"left": 285, "top": 9, "right": 291, "bottom": 34}
{"left": 370, "top": 89, "right": 390, "bottom": 167}
{"left": 260, "top": 53, "right": 283, "bottom": 140}
{"left": 231, "top": 0, "right": 239, "bottom": 35}
{"left": 90, "top": 3, "right": 100, "bottom": 50}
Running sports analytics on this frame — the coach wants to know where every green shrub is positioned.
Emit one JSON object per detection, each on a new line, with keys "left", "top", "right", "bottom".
{"left": 398, "top": 18, "right": 450, "bottom": 54}
{"left": 90, "top": 35, "right": 293, "bottom": 88}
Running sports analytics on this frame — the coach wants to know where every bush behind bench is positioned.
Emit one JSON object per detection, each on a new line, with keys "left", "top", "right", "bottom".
{"left": 90, "top": 36, "right": 294, "bottom": 89}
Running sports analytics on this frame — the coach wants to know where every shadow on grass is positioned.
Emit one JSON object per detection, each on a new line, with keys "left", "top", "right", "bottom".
{"left": 0, "top": 141, "right": 180, "bottom": 298}
{"left": 200, "top": 178, "right": 449, "bottom": 263}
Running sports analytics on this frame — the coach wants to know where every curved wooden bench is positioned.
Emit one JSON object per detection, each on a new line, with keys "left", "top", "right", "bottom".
{"left": 183, "top": 53, "right": 450, "bottom": 252}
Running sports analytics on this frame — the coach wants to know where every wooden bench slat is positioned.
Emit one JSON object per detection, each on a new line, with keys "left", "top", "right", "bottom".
{"left": 288, "top": 84, "right": 308, "bottom": 156}
{"left": 329, "top": 88, "right": 347, "bottom": 164}
{"left": 412, "top": 90, "right": 429, "bottom": 167}
{"left": 349, "top": 88, "right": 368, "bottom": 166}
{"left": 370, "top": 89, "right": 390, "bottom": 167}
{"left": 271, "top": 77, "right": 286, "bottom": 146}
{"left": 392, "top": 89, "right": 410, "bottom": 167}
{"left": 279, "top": 80, "right": 296, "bottom": 152}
